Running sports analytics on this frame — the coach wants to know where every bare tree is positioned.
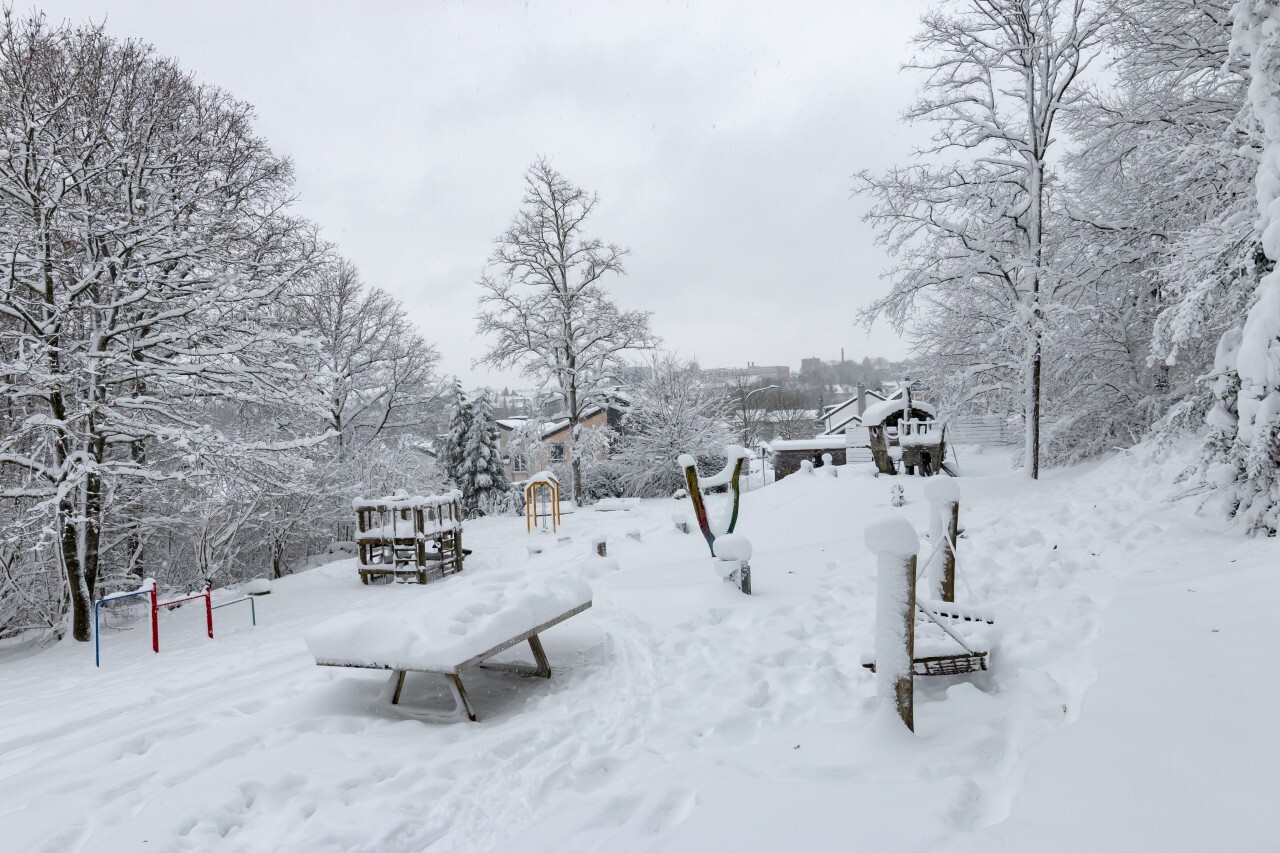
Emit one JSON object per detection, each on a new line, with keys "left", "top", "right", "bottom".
{"left": 0, "top": 13, "right": 326, "bottom": 640}
{"left": 476, "top": 158, "right": 657, "bottom": 503}
{"left": 855, "top": 0, "right": 1112, "bottom": 478}
{"left": 613, "top": 356, "right": 734, "bottom": 497}
{"left": 285, "top": 256, "right": 443, "bottom": 456}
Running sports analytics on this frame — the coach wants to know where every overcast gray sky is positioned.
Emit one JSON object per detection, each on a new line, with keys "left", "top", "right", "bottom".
{"left": 39, "top": 0, "right": 928, "bottom": 387}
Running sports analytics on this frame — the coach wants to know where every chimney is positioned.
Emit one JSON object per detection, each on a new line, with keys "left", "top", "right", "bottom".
{"left": 856, "top": 384, "right": 866, "bottom": 415}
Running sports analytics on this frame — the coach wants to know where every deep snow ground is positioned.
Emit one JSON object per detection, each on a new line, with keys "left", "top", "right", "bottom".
{"left": 0, "top": 445, "right": 1276, "bottom": 852}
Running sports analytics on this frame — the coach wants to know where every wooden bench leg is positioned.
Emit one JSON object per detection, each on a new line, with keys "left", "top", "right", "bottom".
{"left": 392, "top": 670, "right": 407, "bottom": 705}
{"left": 447, "top": 674, "right": 478, "bottom": 721}
{"left": 527, "top": 634, "right": 551, "bottom": 678}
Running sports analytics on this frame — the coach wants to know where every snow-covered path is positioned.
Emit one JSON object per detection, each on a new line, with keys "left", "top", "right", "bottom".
{"left": 1, "top": 446, "right": 1275, "bottom": 852}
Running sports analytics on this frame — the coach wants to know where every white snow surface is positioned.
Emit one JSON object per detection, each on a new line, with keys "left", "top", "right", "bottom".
{"left": 864, "top": 514, "right": 920, "bottom": 556}
{"left": 924, "top": 476, "right": 961, "bottom": 506}
{"left": 304, "top": 569, "right": 591, "bottom": 671}
{"left": 2, "top": 443, "right": 1279, "bottom": 852}
{"left": 770, "top": 437, "right": 850, "bottom": 450}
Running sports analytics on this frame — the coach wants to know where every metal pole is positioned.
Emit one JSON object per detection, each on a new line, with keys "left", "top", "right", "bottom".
{"left": 150, "top": 584, "right": 159, "bottom": 653}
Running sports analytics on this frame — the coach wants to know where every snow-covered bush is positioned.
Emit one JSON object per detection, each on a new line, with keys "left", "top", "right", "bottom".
{"left": 611, "top": 356, "right": 735, "bottom": 497}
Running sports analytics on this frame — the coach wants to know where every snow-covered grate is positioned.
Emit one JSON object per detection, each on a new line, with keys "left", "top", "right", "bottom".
{"left": 862, "top": 650, "right": 988, "bottom": 677}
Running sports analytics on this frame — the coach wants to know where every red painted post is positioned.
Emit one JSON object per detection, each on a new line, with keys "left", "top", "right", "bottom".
{"left": 205, "top": 586, "right": 214, "bottom": 639}
{"left": 150, "top": 583, "right": 159, "bottom": 653}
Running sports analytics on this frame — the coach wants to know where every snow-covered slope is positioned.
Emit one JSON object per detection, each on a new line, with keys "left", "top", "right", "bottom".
{"left": 0, "top": 445, "right": 1275, "bottom": 852}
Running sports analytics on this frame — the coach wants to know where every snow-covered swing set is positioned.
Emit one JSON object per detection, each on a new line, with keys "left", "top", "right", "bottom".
{"left": 680, "top": 446, "right": 755, "bottom": 594}
{"left": 861, "top": 479, "right": 995, "bottom": 731}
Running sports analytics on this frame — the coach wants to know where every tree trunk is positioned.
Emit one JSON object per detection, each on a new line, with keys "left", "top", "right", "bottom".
{"left": 1028, "top": 330, "right": 1041, "bottom": 480}
{"left": 567, "top": 373, "right": 583, "bottom": 505}
{"left": 126, "top": 438, "right": 147, "bottom": 581}
{"left": 61, "top": 497, "right": 93, "bottom": 642}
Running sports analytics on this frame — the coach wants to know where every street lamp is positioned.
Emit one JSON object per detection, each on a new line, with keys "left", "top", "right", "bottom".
{"left": 741, "top": 384, "right": 779, "bottom": 489}
{"left": 740, "top": 384, "right": 780, "bottom": 440}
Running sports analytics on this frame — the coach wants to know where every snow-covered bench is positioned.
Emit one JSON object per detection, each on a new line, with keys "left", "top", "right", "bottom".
{"left": 306, "top": 570, "right": 592, "bottom": 721}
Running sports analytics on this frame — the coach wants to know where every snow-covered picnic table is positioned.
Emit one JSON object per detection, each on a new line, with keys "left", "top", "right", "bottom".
{"left": 306, "top": 568, "right": 592, "bottom": 721}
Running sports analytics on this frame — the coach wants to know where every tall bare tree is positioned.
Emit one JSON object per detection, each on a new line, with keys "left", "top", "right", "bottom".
{"left": 285, "top": 255, "right": 443, "bottom": 457}
{"left": 477, "top": 158, "right": 657, "bottom": 503}
{"left": 856, "top": 0, "right": 1112, "bottom": 478}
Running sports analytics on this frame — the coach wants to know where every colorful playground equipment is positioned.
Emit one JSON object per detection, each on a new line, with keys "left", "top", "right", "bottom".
{"left": 93, "top": 579, "right": 257, "bottom": 667}
{"left": 679, "top": 446, "right": 755, "bottom": 594}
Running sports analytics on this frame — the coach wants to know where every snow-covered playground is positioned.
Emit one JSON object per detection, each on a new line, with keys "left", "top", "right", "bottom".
{"left": 1, "top": 444, "right": 1276, "bottom": 852}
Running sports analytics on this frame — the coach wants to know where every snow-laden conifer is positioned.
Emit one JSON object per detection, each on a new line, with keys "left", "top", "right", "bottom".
{"left": 459, "top": 392, "right": 510, "bottom": 516}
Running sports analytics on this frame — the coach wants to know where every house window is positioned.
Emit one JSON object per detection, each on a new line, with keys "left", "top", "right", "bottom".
{"left": 512, "top": 454, "right": 527, "bottom": 473}
{"left": 550, "top": 444, "right": 565, "bottom": 462}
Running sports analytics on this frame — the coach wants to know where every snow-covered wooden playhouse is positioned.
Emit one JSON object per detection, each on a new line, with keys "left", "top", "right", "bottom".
{"left": 861, "top": 394, "right": 946, "bottom": 476}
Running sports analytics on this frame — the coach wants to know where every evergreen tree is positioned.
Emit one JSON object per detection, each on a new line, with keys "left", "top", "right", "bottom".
{"left": 442, "top": 380, "right": 474, "bottom": 489}
{"left": 459, "top": 392, "right": 510, "bottom": 515}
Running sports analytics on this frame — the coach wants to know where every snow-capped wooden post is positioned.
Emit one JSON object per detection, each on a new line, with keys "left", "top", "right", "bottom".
{"left": 924, "top": 478, "right": 960, "bottom": 602}
{"left": 713, "top": 533, "right": 752, "bottom": 595}
{"left": 865, "top": 516, "right": 919, "bottom": 731}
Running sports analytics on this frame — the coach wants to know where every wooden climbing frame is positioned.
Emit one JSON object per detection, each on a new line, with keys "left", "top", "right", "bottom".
{"left": 354, "top": 490, "right": 465, "bottom": 585}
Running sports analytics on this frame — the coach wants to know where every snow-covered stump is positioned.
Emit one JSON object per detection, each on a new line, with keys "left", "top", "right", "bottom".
{"left": 924, "top": 478, "right": 960, "bottom": 602}
{"left": 865, "top": 516, "right": 919, "bottom": 732}
{"left": 593, "top": 535, "right": 607, "bottom": 557}
{"left": 672, "top": 513, "right": 690, "bottom": 534}
{"left": 822, "top": 452, "right": 836, "bottom": 476}
{"left": 712, "top": 533, "right": 753, "bottom": 595}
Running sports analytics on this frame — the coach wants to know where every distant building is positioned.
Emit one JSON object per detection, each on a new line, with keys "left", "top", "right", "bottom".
{"left": 800, "top": 357, "right": 824, "bottom": 377}
{"left": 701, "top": 363, "right": 791, "bottom": 385}
{"left": 495, "top": 400, "right": 628, "bottom": 482}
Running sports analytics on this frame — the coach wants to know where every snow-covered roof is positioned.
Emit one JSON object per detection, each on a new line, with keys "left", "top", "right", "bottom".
{"left": 822, "top": 396, "right": 860, "bottom": 423}
{"left": 821, "top": 412, "right": 863, "bottom": 436}
{"left": 771, "top": 437, "right": 851, "bottom": 451}
{"left": 352, "top": 489, "right": 462, "bottom": 511}
{"left": 860, "top": 397, "right": 937, "bottom": 427}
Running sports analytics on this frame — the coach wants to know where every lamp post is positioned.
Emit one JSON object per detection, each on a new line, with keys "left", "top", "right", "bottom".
{"left": 741, "top": 384, "right": 779, "bottom": 489}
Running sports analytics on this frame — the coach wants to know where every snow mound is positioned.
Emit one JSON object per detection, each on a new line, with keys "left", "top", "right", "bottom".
{"left": 863, "top": 515, "right": 919, "bottom": 556}
{"left": 713, "top": 533, "right": 753, "bottom": 562}
{"left": 923, "top": 477, "right": 960, "bottom": 506}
